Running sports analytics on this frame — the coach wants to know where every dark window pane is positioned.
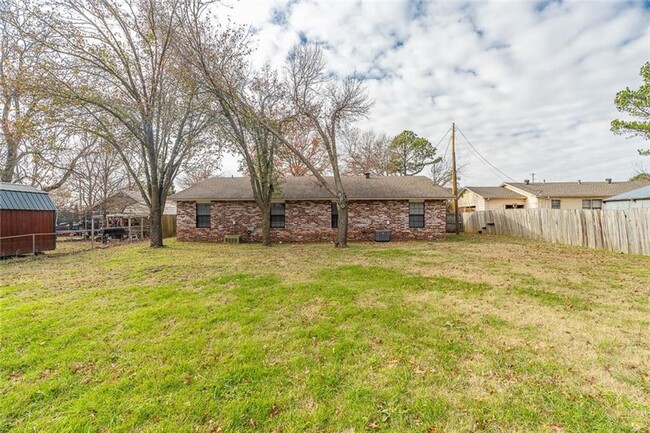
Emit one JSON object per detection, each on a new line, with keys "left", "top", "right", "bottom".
{"left": 196, "top": 203, "right": 211, "bottom": 228}
{"left": 331, "top": 203, "right": 338, "bottom": 228}
{"left": 271, "top": 203, "right": 285, "bottom": 228}
{"left": 551, "top": 199, "right": 561, "bottom": 209}
{"left": 409, "top": 202, "right": 425, "bottom": 228}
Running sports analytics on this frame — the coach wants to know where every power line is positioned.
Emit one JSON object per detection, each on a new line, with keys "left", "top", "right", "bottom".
{"left": 433, "top": 125, "right": 452, "bottom": 155}
{"left": 455, "top": 126, "right": 517, "bottom": 183}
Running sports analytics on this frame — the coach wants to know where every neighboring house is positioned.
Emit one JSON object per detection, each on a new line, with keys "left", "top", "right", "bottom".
{"left": 0, "top": 183, "right": 57, "bottom": 256}
{"left": 458, "top": 187, "right": 526, "bottom": 212}
{"left": 94, "top": 189, "right": 177, "bottom": 217}
{"left": 92, "top": 189, "right": 177, "bottom": 238}
{"left": 603, "top": 185, "right": 650, "bottom": 210}
{"left": 501, "top": 180, "right": 650, "bottom": 210}
{"left": 169, "top": 175, "right": 452, "bottom": 243}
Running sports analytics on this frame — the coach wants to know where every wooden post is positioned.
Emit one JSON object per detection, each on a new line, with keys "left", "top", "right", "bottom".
{"left": 91, "top": 216, "right": 95, "bottom": 249}
{"left": 140, "top": 217, "right": 144, "bottom": 239}
{"left": 128, "top": 217, "right": 132, "bottom": 240}
{"left": 451, "top": 122, "right": 460, "bottom": 235}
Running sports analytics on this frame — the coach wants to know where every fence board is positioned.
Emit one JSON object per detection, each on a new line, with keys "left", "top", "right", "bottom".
{"left": 462, "top": 209, "right": 650, "bottom": 255}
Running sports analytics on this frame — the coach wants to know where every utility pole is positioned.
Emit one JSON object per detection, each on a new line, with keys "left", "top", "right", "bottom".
{"left": 451, "top": 122, "right": 459, "bottom": 235}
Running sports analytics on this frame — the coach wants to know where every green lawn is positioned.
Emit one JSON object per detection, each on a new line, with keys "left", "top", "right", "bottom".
{"left": 1, "top": 236, "right": 649, "bottom": 432}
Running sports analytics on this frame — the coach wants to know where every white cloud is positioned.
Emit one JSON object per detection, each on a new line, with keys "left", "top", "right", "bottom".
{"left": 217, "top": 0, "right": 650, "bottom": 185}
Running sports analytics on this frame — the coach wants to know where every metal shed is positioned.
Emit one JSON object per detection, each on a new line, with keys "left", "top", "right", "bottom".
{"left": 0, "top": 183, "right": 57, "bottom": 256}
{"left": 603, "top": 185, "right": 650, "bottom": 210}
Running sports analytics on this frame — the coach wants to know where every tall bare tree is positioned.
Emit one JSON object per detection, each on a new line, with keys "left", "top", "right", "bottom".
{"left": 0, "top": 0, "right": 87, "bottom": 188}
{"left": 181, "top": 4, "right": 282, "bottom": 246}
{"left": 282, "top": 44, "right": 372, "bottom": 247}
{"left": 35, "top": 0, "right": 221, "bottom": 247}
{"left": 342, "top": 128, "right": 392, "bottom": 175}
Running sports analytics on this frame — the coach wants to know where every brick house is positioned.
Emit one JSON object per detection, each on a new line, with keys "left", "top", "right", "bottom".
{"left": 170, "top": 175, "right": 452, "bottom": 243}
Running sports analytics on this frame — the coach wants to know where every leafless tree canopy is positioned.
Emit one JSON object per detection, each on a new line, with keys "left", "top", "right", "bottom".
{"left": 0, "top": 0, "right": 89, "bottom": 189}
{"left": 30, "top": 0, "right": 223, "bottom": 247}
{"left": 283, "top": 44, "right": 373, "bottom": 247}
{"left": 341, "top": 128, "right": 392, "bottom": 176}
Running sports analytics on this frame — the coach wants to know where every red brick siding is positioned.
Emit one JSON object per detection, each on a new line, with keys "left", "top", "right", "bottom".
{"left": 176, "top": 199, "right": 446, "bottom": 243}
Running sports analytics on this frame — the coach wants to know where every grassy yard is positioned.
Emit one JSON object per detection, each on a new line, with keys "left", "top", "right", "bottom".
{"left": 1, "top": 236, "right": 649, "bottom": 432}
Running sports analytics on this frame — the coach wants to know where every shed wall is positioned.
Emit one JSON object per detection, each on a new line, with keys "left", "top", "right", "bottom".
{"left": 0, "top": 209, "right": 56, "bottom": 256}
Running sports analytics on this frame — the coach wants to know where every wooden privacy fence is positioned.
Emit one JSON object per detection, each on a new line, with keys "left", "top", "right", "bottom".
{"left": 161, "top": 215, "right": 177, "bottom": 238}
{"left": 462, "top": 209, "right": 650, "bottom": 255}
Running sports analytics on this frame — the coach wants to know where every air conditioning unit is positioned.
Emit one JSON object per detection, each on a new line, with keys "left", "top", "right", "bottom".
{"left": 375, "top": 230, "right": 391, "bottom": 242}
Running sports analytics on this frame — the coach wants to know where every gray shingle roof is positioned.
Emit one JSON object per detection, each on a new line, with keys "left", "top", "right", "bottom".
{"left": 603, "top": 185, "right": 650, "bottom": 202}
{"left": 0, "top": 182, "right": 57, "bottom": 211}
{"left": 504, "top": 181, "right": 650, "bottom": 198}
{"left": 170, "top": 176, "right": 453, "bottom": 201}
{"left": 463, "top": 186, "right": 526, "bottom": 199}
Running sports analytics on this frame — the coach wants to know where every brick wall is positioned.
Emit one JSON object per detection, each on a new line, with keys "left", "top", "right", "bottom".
{"left": 176, "top": 199, "right": 446, "bottom": 243}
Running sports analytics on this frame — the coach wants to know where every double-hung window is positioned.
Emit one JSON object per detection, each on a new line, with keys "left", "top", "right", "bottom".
{"left": 270, "top": 203, "right": 285, "bottom": 228}
{"left": 196, "top": 203, "right": 211, "bottom": 228}
{"left": 409, "top": 202, "right": 425, "bottom": 228}
{"left": 331, "top": 203, "right": 338, "bottom": 228}
{"left": 583, "top": 199, "right": 602, "bottom": 210}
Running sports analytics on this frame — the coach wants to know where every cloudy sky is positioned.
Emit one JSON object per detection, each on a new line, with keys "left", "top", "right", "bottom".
{"left": 217, "top": 0, "right": 649, "bottom": 186}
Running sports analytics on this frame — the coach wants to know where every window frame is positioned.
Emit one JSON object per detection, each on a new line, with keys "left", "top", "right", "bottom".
{"left": 592, "top": 199, "right": 602, "bottom": 210}
{"left": 409, "top": 201, "right": 425, "bottom": 228}
{"left": 270, "top": 203, "right": 286, "bottom": 229}
{"left": 582, "top": 199, "right": 592, "bottom": 209}
{"left": 331, "top": 202, "right": 338, "bottom": 229}
{"left": 551, "top": 199, "right": 561, "bottom": 209}
{"left": 196, "top": 203, "right": 211, "bottom": 228}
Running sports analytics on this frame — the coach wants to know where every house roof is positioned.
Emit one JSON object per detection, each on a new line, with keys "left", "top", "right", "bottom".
{"left": 0, "top": 182, "right": 57, "bottom": 211}
{"left": 170, "top": 175, "right": 453, "bottom": 201}
{"left": 462, "top": 186, "right": 526, "bottom": 199}
{"left": 603, "top": 185, "right": 650, "bottom": 202}
{"left": 94, "top": 189, "right": 177, "bottom": 216}
{"left": 503, "top": 181, "right": 650, "bottom": 198}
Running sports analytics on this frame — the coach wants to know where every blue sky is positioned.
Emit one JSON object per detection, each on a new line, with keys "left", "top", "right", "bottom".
{"left": 218, "top": 0, "right": 650, "bottom": 186}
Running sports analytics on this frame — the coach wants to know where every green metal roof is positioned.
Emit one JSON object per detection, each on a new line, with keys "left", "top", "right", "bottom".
{"left": 0, "top": 183, "right": 57, "bottom": 211}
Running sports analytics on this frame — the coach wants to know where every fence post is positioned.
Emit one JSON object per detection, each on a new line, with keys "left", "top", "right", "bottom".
{"left": 91, "top": 217, "right": 95, "bottom": 249}
{"left": 32, "top": 233, "right": 36, "bottom": 255}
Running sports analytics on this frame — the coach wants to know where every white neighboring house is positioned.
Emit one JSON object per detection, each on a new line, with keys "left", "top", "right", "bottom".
{"left": 459, "top": 180, "right": 650, "bottom": 211}
{"left": 458, "top": 187, "right": 526, "bottom": 212}
{"left": 603, "top": 185, "right": 650, "bottom": 210}
{"left": 500, "top": 180, "right": 650, "bottom": 210}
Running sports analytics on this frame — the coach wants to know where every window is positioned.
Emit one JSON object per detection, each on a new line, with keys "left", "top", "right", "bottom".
{"left": 331, "top": 202, "right": 338, "bottom": 228}
{"left": 551, "top": 199, "right": 561, "bottom": 209}
{"left": 409, "top": 202, "right": 425, "bottom": 228}
{"left": 505, "top": 204, "right": 524, "bottom": 209}
{"left": 196, "top": 203, "right": 211, "bottom": 228}
{"left": 270, "top": 203, "right": 285, "bottom": 228}
{"left": 582, "top": 199, "right": 602, "bottom": 210}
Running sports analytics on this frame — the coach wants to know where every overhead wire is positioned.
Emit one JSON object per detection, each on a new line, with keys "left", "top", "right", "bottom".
{"left": 455, "top": 126, "right": 517, "bottom": 183}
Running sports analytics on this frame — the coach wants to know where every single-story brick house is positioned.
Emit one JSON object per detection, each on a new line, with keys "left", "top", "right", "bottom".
{"left": 169, "top": 175, "right": 452, "bottom": 243}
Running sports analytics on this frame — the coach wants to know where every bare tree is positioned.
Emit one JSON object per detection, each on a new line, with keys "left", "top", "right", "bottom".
{"left": 69, "top": 134, "right": 131, "bottom": 213}
{"left": 282, "top": 44, "right": 373, "bottom": 247}
{"left": 181, "top": 4, "right": 282, "bottom": 246}
{"left": 275, "top": 118, "right": 328, "bottom": 176}
{"left": 35, "top": 0, "right": 221, "bottom": 247}
{"left": 0, "top": 0, "right": 87, "bottom": 188}
{"left": 342, "top": 128, "right": 392, "bottom": 175}
{"left": 429, "top": 155, "right": 466, "bottom": 187}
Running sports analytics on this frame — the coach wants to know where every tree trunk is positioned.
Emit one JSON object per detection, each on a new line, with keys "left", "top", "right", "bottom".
{"left": 335, "top": 194, "right": 349, "bottom": 248}
{"left": 261, "top": 204, "right": 272, "bottom": 247}
{"left": 149, "top": 185, "right": 164, "bottom": 248}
